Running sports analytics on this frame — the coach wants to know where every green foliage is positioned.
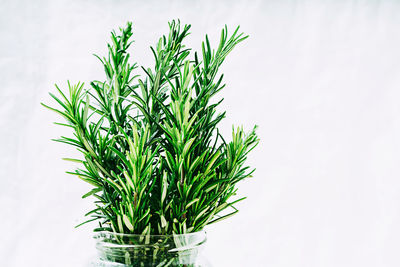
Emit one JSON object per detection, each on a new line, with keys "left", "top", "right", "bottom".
{"left": 42, "top": 20, "right": 259, "bottom": 235}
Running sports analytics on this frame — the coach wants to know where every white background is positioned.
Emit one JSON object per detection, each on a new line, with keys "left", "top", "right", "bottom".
{"left": 1, "top": 0, "right": 400, "bottom": 266}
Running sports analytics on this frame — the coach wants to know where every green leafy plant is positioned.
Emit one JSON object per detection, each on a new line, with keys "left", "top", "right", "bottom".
{"left": 42, "top": 20, "right": 259, "bottom": 238}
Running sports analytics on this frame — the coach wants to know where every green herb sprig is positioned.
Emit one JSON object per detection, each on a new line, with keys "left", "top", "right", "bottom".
{"left": 42, "top": 20, "right": 259, "bottom": 236}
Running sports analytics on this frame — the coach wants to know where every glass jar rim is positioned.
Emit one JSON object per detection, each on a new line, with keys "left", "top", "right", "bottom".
{"left": 94, "top": 230, "right": 207, "bottom": 252}
{"left": 94, "top": 230, "right": 207, "bottom": 239}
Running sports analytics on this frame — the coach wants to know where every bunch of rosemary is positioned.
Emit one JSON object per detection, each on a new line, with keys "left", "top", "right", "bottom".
{"left": 43, "top": 21, "right": 259, "bottom": 236}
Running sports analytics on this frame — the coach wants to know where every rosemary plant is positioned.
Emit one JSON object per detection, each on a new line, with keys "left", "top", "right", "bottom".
{"left": 43, "top": 21, "right": 258, "bottom": 239}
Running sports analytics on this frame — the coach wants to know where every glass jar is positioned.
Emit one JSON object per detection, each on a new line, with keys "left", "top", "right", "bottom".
{"left": 90, "top": 231, "right": 210, "bottom": 267}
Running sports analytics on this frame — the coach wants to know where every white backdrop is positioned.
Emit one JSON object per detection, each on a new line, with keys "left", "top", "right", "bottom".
{"left": 1, "top": 0, "right": 400, "bottom": 266}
